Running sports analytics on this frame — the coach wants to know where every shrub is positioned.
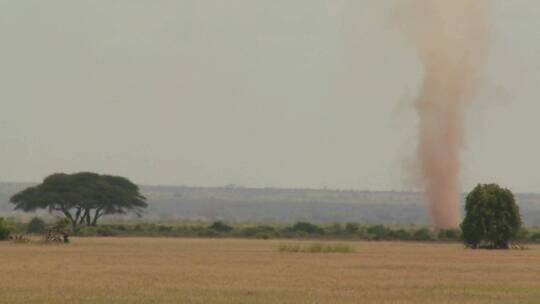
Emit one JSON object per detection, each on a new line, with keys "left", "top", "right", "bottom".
{"left": 289, "top": 222, "right": 324, "bottom": 235}
{"left": 0, "top": 218, "right": 10, "bottom": 240}
{"left": 345, "top": 222, "right": 360, "bottom": 234}
{"left": 133, "top": 223, "right": 158, "bottom": 235}
{"left": 324, "top": 223, "right": 344, "bottom": 235}
{"left": 55, "top": 218, "right": 71, "bottom": 230}
{"left": 367, "top": 225, "right": 391, "bottom": 240}
{"left": 113, "top": 225, "right": 128, "bottom": 231}
{"left": 413, "top": 228, "right": 434, "bottom": 241}
{"left": 390, "top": 229, "right": 412, "bottom": 241}
{"left": 437, "top": 229, "right": 461, "bottom": 241}
{"left": 77, "top": 226, "right": 99, "bottom": 236}
{"left": 97, "top": 226, "right": 120, "bottom": 237}
{"left": 158, "top": 225, "right": 173, "bottom": 234}
{"left": 209, "top": 221, "right": 233, "bottom": 233}
{"left": 241, "top": 226, "right": 276, "bottom": 239}
{"left": 529, "top": 233, "right": 540, "bottom": 243}
{"left": 27, "top": 217, "right": 47, "bottom": 234}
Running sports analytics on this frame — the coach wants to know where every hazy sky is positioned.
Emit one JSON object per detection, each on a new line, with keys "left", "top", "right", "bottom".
{"left": 1, "top": 1, "right": 539, "bottom": 192}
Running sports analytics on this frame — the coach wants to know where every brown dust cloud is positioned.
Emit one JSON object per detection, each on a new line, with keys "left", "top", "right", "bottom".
{"left": 402, "top": 0, "right": 489, "bottom": 228}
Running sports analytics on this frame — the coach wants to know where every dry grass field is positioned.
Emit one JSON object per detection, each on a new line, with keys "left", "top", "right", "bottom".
{"left": 2, "top": 238, "right": 540, "bottom": 304}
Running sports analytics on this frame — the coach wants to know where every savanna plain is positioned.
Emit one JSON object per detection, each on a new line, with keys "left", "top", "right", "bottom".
{"left": 2, "top": 238, "right": 540, "bottom": 304}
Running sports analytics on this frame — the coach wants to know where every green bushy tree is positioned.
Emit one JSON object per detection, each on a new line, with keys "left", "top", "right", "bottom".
{"left": 461, "top": 184, "right": 522, "bottom": 249}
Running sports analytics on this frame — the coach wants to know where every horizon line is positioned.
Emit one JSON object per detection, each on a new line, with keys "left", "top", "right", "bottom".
{"left": 0, "top": 181, "right": 538, "bottom": 195}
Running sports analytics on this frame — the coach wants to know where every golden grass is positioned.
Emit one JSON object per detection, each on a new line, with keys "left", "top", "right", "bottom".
{"left": 2, "top": 238, "right": 540, "bottom": 303}
{"left": 278, "top": 242, "right": 355, "bottom": 253}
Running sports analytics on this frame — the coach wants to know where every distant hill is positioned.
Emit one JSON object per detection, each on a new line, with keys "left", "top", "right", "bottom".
{"left": 2, "top": 183, "right": 540, "bottom": 226}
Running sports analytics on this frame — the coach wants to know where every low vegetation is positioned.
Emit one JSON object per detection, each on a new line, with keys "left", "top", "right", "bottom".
{"left": 4, "top": 216, "right": 540, "bottom": 244}
{"left": 70, "top": 220, "right": 462, "bottom": 241}
{"left": 4, "top": 215, "right": 540, "bottom": 247}
{"left": 0, "top": 217, "right": 10, "bottom": 240}
{"left": 0, "top": 218, "right": 468, "bottom": 241}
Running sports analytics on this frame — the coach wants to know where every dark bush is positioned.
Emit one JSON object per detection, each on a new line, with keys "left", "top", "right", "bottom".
{"left": 324, "top": 223, "right": 344, "bottom": 235}
{"left": 77, "top": 226, "right": 99, "bottom": 236}
{"left": 437, "top": 229, "right": 461, "bottom": 241}
{"left": 390, "top": 229, "right": 412, "bottom": 240}
{"left": 55, "top": 218, "right": 71, "bottom": 230}
{"left": 97, "top": 226, "right": 121, "bottom": 237}
{"left": 290, "top": 222, "right": 324, "bottom": 235}
{"left": 515, "top": 228, "right": 529, "bottom": 243}
{"left": 0, "top": 218, "right": 10, "bottom": 240}
{"left": 158, "top": 225, "right": 173, "bottom": 233}
{"left": 241, "top": 226, "right": 276, "bottom": 238}
{"left": 27, "top": 217, "right": 47, "bottom": 234}
{"left": 413, "top": 228, "right": 434, "bottom": 241}
{"left": 367, "top": 225, "right": 391, "bottom": 240}
{"left": 112, "top": 225, "right": 128, "bottom": 231}
{"left": 529, "top": 233, "right": 540, "bottom": 243}
{"left": 345, "top": 222, "right": 360, "bottom": 234}
{"left": 209, "top": 221, "right": 233, "bottom": 233}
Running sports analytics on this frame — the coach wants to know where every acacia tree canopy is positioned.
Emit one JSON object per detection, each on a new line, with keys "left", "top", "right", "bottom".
{"left": 461, "top": 184, "right": 522, "bottom": 249}
{"left": 10, "top": 172, "right": 147, "bottom": 229}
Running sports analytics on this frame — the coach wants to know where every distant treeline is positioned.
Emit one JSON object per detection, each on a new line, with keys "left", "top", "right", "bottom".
{"left": 73, "top": 222, "right": 459, "bottom": 242}
{"left": 4, "top": 184, "right": 540, "bottom": 226}
{"left": 5, "top": 218, "right": 540, "bottom": 243}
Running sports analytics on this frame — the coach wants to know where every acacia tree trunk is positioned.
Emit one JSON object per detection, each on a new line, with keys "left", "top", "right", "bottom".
{"left": 85, "top": 211, "right": 91, "bottom": 226}
{"left": 59, "top": 205, "right": 77, "bottom": 230}
{"left": 79, "top": 209, "right": 89, "bottom": 225}
{"left": 71, "top": 208, "right": 104, "bottom": 227}
{"left": 74, "top": 207, "right": 82, "bottom": 226}
{"left": 69, "top": 218, "right": 77, "bottom": 230}
{"left": 91, "top": 208, "right": 103, "bottom": 226}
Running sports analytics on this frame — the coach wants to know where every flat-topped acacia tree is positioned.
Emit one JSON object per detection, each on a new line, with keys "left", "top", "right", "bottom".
{"left": 10, "top": 172, "right": 147, "bottom": 229}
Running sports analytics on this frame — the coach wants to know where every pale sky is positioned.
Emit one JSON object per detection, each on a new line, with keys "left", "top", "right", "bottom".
{"left": 1, "top": 1, "right": 539, "bottom": 192}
